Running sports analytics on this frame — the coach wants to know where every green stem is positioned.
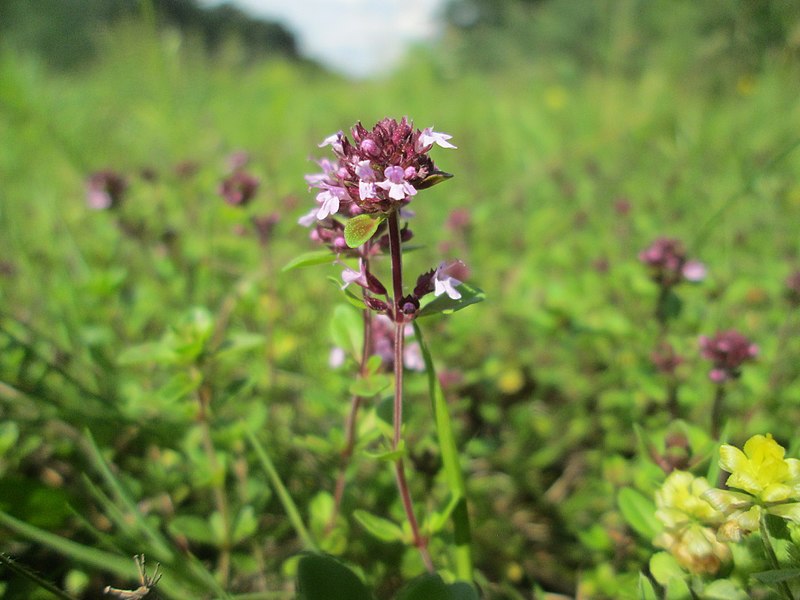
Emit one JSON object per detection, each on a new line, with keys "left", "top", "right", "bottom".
{"left": 413, "top": 321, "right": 474, "bottom": 582}
{"left": 760, "top": 513, "right": 795, "bottom": 600}
{"left": 711, "top": 384, "right": 726, "bottom": 440}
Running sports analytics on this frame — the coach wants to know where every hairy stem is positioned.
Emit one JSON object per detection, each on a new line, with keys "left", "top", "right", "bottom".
{"left": 387, "top": 209, "right": 434, "bottom": 572}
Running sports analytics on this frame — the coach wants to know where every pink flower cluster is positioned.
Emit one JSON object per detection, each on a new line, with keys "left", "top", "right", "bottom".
{"left": 301, "top": 118, "right": 455, "bottom": 224}
{"left": 699, "top": 330, "right": 758, "bottom": 383}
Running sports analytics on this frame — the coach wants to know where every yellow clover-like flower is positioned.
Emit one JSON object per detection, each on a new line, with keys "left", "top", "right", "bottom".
{"left": 703, "top": 434, "right": 800, "bottom": 541}
{"left": 654, "top": 471, "right": 730, "bottom": 574}
{"left": 721, "top": 434, "right": 800, "bottom": 502}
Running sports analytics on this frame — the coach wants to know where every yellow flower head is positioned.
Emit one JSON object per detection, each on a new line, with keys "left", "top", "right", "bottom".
{"left": 654, "top": 471, "right": 730, "bottom": 574}
{"left": 719, "top": 434, "right": 800, "bottom": 503}
{"left": 703, "top": 434, "right": 800, "bottom": 540}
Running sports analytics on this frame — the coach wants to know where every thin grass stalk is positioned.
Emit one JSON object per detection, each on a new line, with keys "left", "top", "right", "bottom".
{"left": 246, "top": 429, "right": 318, "bottom": 552}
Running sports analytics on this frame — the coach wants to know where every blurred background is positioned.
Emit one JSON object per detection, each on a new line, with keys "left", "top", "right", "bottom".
{"left": 2, "top": 0, "right": 800, "bottom": 598}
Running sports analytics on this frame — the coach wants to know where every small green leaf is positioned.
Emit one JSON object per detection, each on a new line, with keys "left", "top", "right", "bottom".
{"left": 638, "top": 573, "right": 658, "bottom": 600}
{"left": 282, "top": 250, "right": 334, "bottom": 272}
{"left": 362, "top": 441, "right": 407, "bottom": 462}
{"left": 296, "top": 553, "right": 373, "bottom": 600}
{"left": 703, "top": 579, "right": 749, "bottom": 600}
{"left": 752, "top": 568, "right": 800, "bottom": 584}
{"left": 416, "top": 170, "right": 453, "bottom": 190}
{"left": 344, "top": 214, "right": 383, "bottom": 248}
{"left": 417, "top": 283, "right": 486, "bottom": 318}
{"left": 169, "top": 515, "right": 217, "bottom": 545}
{"left": 448, "top": 582, "right": 480, "bottom": 600}
{"left": 396, "top": 573, "right": 449, "bottom": 600}
{"left": 330, "top": 304, "right": 363, "bottom": 361}
{"left": 349, "top": 373, "right": 391, "bottom": 398}
{"left": 232, "top": 506, "right": 258, "bottom": 544}
{"left": 352, "top": 510, "right": 405, "bottom": 543}
{"left": 428, "top": 492, "right": 463, "bottom": 534}
{"left": 649, "top": 551, "right": 685, "bottom": 586}
{"left": 618, "top": 487, "right": 660, "bottom": 540}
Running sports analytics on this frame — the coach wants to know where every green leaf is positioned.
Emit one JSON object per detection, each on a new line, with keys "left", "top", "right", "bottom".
{"left": 349, "top": 373, "right": 391, "bottom": 398}
{"left": 282, "top": 250, "right": 335, "bottom": 272}
{"left": 752, "top": 568, "right": 800, "bottom": 584}
{"left": 417, "top": 282, "right": 486, "bottom": 318}
{"left": 638, "top": 573, "right": 658, "bottom": 600}
{"left": 352, "top": 510, "right": 406, "bottom": 542}
{"left": 447, "top": 582, "right": 481, "bottom": 600}
{"left": 416, "top": 170, "right": 453, "bottom": 190}
{"left": 618, "top": 487, "right": 660, "bottom": 540}
{"left": 168, "top": 515, "right": 217, "bottom": 545}
{"left": 344, "top": 214, "right": 383, "bottom": 248}
{"left": 330, "top": 304, "right": 363, "bottom": 361}
{"left": 232, "top": 506, "right": 257, "bottom": 545}
{"left": 296, "top": 553, "right": 373, "bottom": 600}
{"left": 649, "top": 551, "right": 685, "bottom": 586}
{"left": 396, "top": 573, "right": 449, "bottom": 600}
{"left": 703, "top": 579, "right": 749, "bottom": 600}
{"left": 215, "top": 332, "right": 266, "bottom": 358}
{"left": 428, "top": 492, "right": 463, "bottom": 534}
{"left": 362, "top": 441, "right": 406, "bottom": 462}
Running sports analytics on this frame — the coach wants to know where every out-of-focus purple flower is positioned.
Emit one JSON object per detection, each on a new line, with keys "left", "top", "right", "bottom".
{"left": 446, "top": 207, "right": 471, "bottom": 233}
{"left": 785, "top": 269, "right": 800, "bottom": 306}
{"left": 639, "top": 238, "right": 706, "bottom": 287}
{"left": 370, "top": 315, "right": 425, "bottom": 372}
{"left": 86, "top": 170, "right": 127, "bottom": 210}
{"left": 174, "top": 160, "right": 199, "bottom": 179}
{"left": 227, "top": 150, "right": 250, "bottom": 172}
{"left": 219, "top": 171, "right": 260, "bottom": 207}
{"left": 651, "top": 342, "right": 684, "bottom": 376}
{"left": 699, "top": 330, "right": 758, "bottom": 383}
{"left": 614, "top": 197, "right": 632, "bottom": 216}
{"left": 303, "top": 118, "right": 454, "bottom": 222}
{"left": 252, "top": 213, "right": 280, "bottom": 246}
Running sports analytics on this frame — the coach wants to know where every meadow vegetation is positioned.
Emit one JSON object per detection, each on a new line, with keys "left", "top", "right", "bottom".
{"left": 1, "top": 1, "right": 800, "bottom": 598}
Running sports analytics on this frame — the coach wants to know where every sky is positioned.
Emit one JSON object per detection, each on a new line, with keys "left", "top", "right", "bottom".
{"left": 200, "top": 0, "right": 447, "bottom": 78}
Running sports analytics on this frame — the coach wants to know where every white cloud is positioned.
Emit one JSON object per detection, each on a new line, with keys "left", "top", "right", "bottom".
{"left": 201, "top": 0, "right": 445, "bottom": 78}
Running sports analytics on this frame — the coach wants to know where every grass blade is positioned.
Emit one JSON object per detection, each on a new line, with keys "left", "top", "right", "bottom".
{"left": 246, "top": 429, "right": 318, "bottom": 552}
{"left": 412, "top": 322, "right": 473, "bottom": 582}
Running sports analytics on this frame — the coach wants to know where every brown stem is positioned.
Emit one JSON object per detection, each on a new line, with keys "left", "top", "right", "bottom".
{"left": 387, "top": 209, "right": 434, "bottom": 572}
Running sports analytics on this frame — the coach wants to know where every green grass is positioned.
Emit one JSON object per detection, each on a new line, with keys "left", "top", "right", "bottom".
{"left": 2, "top": 4, "right": 800, "bottom": 598}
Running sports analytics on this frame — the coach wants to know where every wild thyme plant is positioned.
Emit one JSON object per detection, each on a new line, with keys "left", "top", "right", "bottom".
{"left": 296, "top": 118, "right": 480, "bottom": 578}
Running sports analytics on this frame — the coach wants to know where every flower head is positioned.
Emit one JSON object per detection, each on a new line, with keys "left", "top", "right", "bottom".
{"left": 303, "top": 118, "right": 454, "bottom": 221}
{"left": 86, "top": 170, "right": 127, "bottom": 210}
{"left": 654, "top": 471, "right": 730, "bottom": 574}
{"left": 703, "top": 434, "right": 800, "bottom": 541}
{"left": 639, "top": 238, "right": 706, "bottom": 287}
{"left": 699, "top": 330, "right": 758, "bottom": 383}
